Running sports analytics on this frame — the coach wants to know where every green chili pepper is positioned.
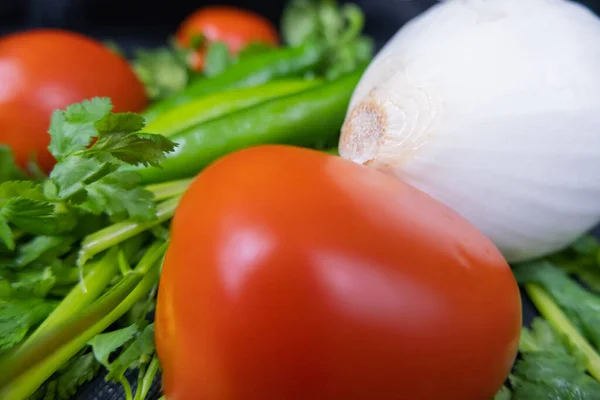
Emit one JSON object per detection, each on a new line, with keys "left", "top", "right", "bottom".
{"left": 135, "top": 68, "right": 365, "bottom": 184}
{"left": 145, "top": 79, "right": 321, "bottom": 137}
{"left": 143, "top": 41, "right": 326, "bottom": 122}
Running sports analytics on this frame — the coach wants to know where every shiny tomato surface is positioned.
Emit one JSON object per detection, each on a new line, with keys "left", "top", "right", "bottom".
{"left": 176, "top": 6, "right": 279, "bottom": 71}
{"left": 0, "top": 29, "right": 147, "bottom": 172}
{"left": 155, "top": 145, "right": 521, "bottom": 400}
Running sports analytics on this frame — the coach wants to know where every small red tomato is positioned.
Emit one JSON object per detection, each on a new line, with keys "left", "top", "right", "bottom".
{"left": 155, "top": 145, "right": 521, "bottom": 400}
{"left": 0, "top": 29, "right": 147, "bottom": 172}
{"left": 176, "top": 6, "right": 279, "bottom": 71}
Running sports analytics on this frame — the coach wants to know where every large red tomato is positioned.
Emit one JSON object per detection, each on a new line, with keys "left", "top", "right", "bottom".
{"left": 176, "top": 6, "right": 279, "bottom": 71}
{"left": 155, "top": 145, "right": 521, "bottom": 400}
{"left": 0, "top": 29, "right": 147, "bottom": 172}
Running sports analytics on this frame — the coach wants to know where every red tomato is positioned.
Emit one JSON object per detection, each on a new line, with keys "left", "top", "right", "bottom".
{"left": 0, "top": 29, "right": 147, "bottom": 172}
{"left": 155, "top": 145, "right": 521, "bottom": 400}
{"left": 176, "top": 6, "right": 279, "bottom": 71}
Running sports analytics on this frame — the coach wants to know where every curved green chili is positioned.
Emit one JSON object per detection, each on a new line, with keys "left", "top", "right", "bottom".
{"left": 144, "top": 79, "right": 321, "bottom": 136}
{"left": 135, "top": 68, "right": 365, "bottom": 183}
{"left": 143, "top": 41, "right": 326, "bottom": 122}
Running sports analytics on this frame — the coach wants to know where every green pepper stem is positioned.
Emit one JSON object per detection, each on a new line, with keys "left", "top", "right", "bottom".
{"left": 526, "top": 283, "right": 600, "bottom": 381}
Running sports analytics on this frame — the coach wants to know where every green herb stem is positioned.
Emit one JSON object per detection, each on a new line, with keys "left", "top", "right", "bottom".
{"left": 0, "top": 242, "right": 166, "bottom": 389}
{"left": 78, "top": 196, "right": 179, "bottom": 266}
{"left": 145, "top": 178, "right": 193, "bottom": 201}
{"left": 121, "top": 377, "right": 134, "bottom": 400}
{"left": 0, "top": 257, "right": 163, "bottom": 399}
{"left": 4, "top": 249, "right": 120, "bottom": 362}
{"left": 526, "top": 283, "right": 600, "bottom": 381}
{"left": 133, "top": 355, "right": 160, "bottom": 400}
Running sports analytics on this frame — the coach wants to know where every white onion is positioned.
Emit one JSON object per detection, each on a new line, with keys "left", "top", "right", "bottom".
{"left": 339, "top": 0, "right": 600, "bottom": 262}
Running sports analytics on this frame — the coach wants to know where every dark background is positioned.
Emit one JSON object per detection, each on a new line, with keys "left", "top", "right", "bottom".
{"left": 2, "top": 0, "right": 598, "bottom": 398}
{"left": 2, "top": 0, "right": 600, "bottom": 52}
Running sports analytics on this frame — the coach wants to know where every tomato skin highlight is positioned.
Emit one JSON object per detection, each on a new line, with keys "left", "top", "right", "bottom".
{"left": 156, "top": 145, "right": 521, "bottom": 400}
{"left": 176, "top": 6, "right": 279, "bottom": 71}
{"left": 0, "top": 29, "right": 147, "bottom": 172}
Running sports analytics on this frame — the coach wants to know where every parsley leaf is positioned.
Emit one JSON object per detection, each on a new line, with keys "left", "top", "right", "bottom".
{"left": 48, "top": 98, "right": 113, "bottom": 160}
{"left": 0, "top": 146, "right": 26, "bottom": 183}
{"left": 0, "top": 297, "right": 58, "bottom": 351}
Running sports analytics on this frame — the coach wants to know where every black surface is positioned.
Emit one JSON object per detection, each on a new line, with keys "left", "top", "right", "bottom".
{"left": 1, "top": 0, "right": 599, "bottom": 398}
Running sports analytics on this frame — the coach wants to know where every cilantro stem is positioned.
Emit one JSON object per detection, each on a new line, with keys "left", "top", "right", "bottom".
{"left": 145, "top": 178, "right": 193, "bottom": 201}
{"left": 0, "top": 251, "right": 163, "bottom": 399}
{"left": 121, "top": 377, "right": 134, "bottom": 400}
{"left": 133, "top": 355, "right": 160, "bottom": 400}
{"left": 12, "top": 234, "right": 143, "bottom": 358}
{"left": 78, "top": 196, "right": 179, "bottom": 266}
{"left": 26, "top": 249, "right": 119, "bottom": 342}
{"left": 525, "top": 283, "right": 600, "bottom": 380}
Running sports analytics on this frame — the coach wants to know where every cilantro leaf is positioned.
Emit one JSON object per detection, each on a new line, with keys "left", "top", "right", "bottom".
{"left": 520, "top": 318, "right": 588, "bottom": 370}
{"left": 84, "top": 118, "right": 178, "bottom": 167}
{"left": 88, "top": 323, "right": 139, "bottom": 367}
{"left": 514, "top": 262, "right": 600, "bottom": 350}
{"left": 48, "top": 98, "right": 113, "bottom": 160}
{"left": 0, "top": 218, "right": 14, "bottom": 251}
{"left": 106, "top": 323, "right": 155, "bottom": 380}
{"left": 1, "top": 198, "right": 75, "bottom": 235}
{"left": 14, "top": 235, "right": 76, "bottom": 268}
{"left": 55, "top": 352, "right": 101, "bottom": 399}
{"left": 56, "top": 353, "right": 100, "bottom": 400}
{"left": 28, "top": 351, "right": 101, "bottom": 400}
{"left": 8, "top": 266, "right": 57, "bottom": 297}
{"left": 132, "top": 46, "right": 190, "bottom": 100}
{"left": 204, "top": 42, "right": 234, "bottom": 77}
{"left": 281, "top": 0, "right": 320, "bottom": 46}
{"left": 0, "top": 181, "right": 46, "bottom": 203}
{"left": 520, "top": 318, "right": 570, "bottom": 354}
{"left": 0, "top": 146, "right": 26, "bottom": 183}
{"left": 81, "top": 171, "right": 157, "bottom": 221}
{"left": 0, "top": 297, "right": 58, "bottom": 351}
{"left": 49, "top": 156, "right": 118, "bottom": 202}
{"left": 510, "top": 351, "right": 600, "bottom": 399}
{"left": 95, "top": 112, "right": 146, "bottom": 135}
{"left": 493, "top": 385, "right": 511, "bottom": 400}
